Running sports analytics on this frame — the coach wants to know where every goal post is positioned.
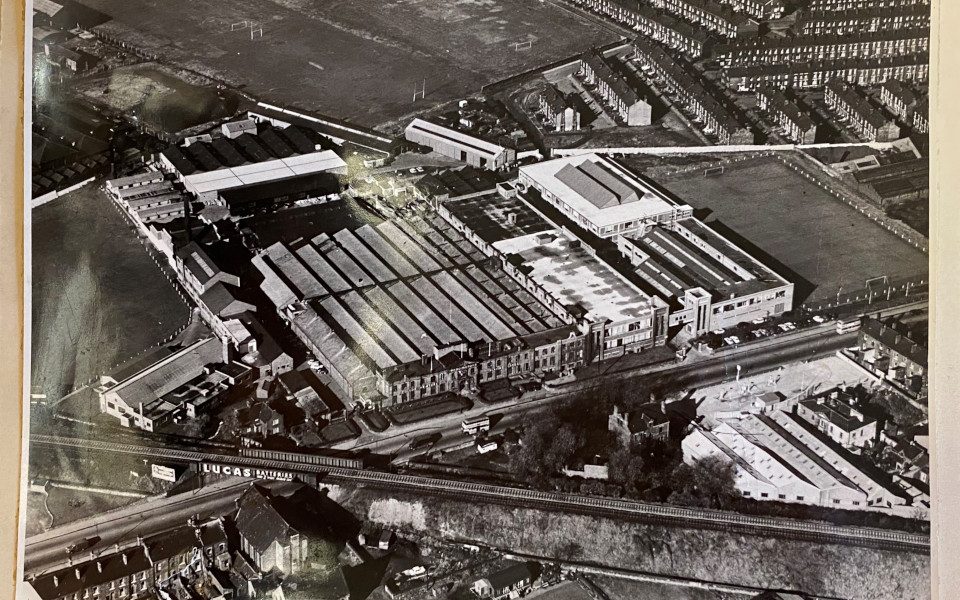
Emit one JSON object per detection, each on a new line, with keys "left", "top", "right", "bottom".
{"left": 704, "top": 166, "right": 725, "bottom": 177}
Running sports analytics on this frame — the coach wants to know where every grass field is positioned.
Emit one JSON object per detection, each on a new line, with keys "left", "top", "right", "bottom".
{"left": 31, "top": 185, "right": 190, "bottom": 401}
{"left": 652, "top": 156, "right": 928, "bottom": 303}
{"left": 83, "top": 0, "right": 617, "bottom": 127}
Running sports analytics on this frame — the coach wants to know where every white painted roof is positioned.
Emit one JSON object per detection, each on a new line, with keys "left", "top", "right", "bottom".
{"left": 519, "top": 154, "right": 679, "bottom": 229}
{"left": 182, "top": 150, "right": 346, "bottom": 195}
{"left": 405, "top": 118, "right": 507, "bottom": 159}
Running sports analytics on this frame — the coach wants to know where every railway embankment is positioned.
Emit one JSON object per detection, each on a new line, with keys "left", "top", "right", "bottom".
{"left": 327, "top": 486, "right": 929, "bottom": 600}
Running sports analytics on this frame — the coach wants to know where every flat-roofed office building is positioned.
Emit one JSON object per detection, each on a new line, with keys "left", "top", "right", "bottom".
{"left": 618, "top": 218, "right": 793, "bottom": 335}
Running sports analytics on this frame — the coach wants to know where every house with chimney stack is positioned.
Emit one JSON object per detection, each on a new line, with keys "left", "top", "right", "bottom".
{"left": 855, "top": 317, "right": 928, "bottom": 399}
{"left": 796, "top": 387, "right": 879, "bottom": 448}
{"left": 608, "top": 402, "right": 671, "bottom": 443}
{"left": 24, "top": 522, "right": 229, "bottom": 600}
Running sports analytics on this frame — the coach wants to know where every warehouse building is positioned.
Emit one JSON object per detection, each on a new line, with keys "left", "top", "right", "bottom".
{"left": 253, "top": 213, "right": 582, "bottom": 405}
{"left": 437, "top": 186, "right": 671, "bottom": 361}
{"left": 106, "top": 176, "right": 186, "bottom": 225}
{"left": 517, "top": 153, "right": 693, "bottom": 239}
{"left": 494, "top": 230, "right": 671, "bottom": 361}
{"left": 158, "top": 116, "right": 347, "bottom": 202}
{"left": 96, "top": 337, "right": 252, "bottom": 432}
{"left": 683, "top": 411, "right": 910, "bottom": 512}
{"left": 404, "top": 118, "right": 516, "bottom": 171}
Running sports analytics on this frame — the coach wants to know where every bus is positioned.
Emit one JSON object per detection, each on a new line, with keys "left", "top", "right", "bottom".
{"left": 461, "top": 416, "right": 491, "bottom": 436}
{"left": 836, "top": 318, "right": 861, "bottom": 335}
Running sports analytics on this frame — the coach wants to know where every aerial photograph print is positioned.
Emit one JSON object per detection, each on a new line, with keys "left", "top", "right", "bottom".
{"left": 19, "top": 0, "right": 933, "bottom": 599}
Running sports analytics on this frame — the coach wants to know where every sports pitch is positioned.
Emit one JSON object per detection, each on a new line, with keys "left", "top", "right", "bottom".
{"left": 653, "top": 156, "right": 928, "bottom": 303}
{"left": 82, "top": 0, "right": 618, "bottom": 127}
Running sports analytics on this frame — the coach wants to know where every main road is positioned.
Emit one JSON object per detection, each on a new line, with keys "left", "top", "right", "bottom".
{"left": 344, "top": 322, "right": 860, "bottom": 459}
{"left": 22, "top": 478, "right": 301, "bottom": 575}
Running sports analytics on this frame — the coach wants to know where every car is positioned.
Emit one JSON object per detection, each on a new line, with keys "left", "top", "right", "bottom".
{"left": 812, "top": 315, "right": 827, "bottom": 324}
{"left": 66, "top": 536, "right": 100, "bottom": 554}
{"left": 751, "top": 317, "right": 766, "bottom": 325}
{"left": 711, "top": 329, "right": 725, "bottom": 335}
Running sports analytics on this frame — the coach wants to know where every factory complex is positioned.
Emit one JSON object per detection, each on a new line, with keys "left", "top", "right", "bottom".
{"left": 248, "top": 150, "right": 793, "bottom": 405}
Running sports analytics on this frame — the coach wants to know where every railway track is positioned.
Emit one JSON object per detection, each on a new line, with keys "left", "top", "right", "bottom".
{"left": 32, "top": 434, "right": 929, "bottom": 553}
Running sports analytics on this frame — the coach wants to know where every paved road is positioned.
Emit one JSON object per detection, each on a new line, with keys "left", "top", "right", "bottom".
{"left": 23, "top": 478, "right": 289, "bottom": 575}
{"left": 339, "top": 325, "right": 857, "bottom": 459}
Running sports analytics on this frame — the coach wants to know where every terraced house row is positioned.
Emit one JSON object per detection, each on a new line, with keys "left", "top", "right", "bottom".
{"left": 651, "top": 0, "right": 758, "bottom": 38}
{"left": 755, "top": 85, "right": 817, "bottom": 144}
{"left": 824, "top": 79, "right": 901, "bottom": 142}
{"left": 717, "top": 0, "right": 785, "bottom": 20}
{"left": 568, "top": 0, "right": 713, "bottom": 58}
{"left": 794, "top": 5, "right": 929, "bottom": 36}
{"left": 634, "top": 39, "right": 752, "bottom": 144}
{"left": 805, "top": 0, "right": 928, "bottom": 12}
{"left": 723, "top": 53, "right": 929, "bottom": 90}
{"left": 579, "top": 50, "right": 652, "bottom": 126}
{"left": 715, "top": 28, "right": 929, "bottom": 69}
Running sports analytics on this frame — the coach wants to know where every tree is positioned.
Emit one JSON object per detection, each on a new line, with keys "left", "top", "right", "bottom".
{"left": 304, "top": 536, "right": 343, "bottom": 572}
{"left": 667, "top": 455, "right": 739, "bottom": 510}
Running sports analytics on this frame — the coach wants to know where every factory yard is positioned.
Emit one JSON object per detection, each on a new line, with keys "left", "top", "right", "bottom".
{"left": 654, "top": 156, "right": 929, "bottom": 303}
{"left": 690, "top": 354, "right": 874, "bottom": 419}
{"left": 73, "top": 63, "right": 241, "bottom": 134}
{"left": 30, "top": 185, "right": 190, "bottom": 402}
{"left": 82, "top": 0, "right": 618, "bottom": 127}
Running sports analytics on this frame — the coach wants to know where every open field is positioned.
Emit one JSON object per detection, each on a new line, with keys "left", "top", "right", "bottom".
{"left": 82, "top": 0, "right": 618, "bottom": 127}
{"left": 653, "top": 156, "right": 928, "bottom": 303}
{"left": 31, "top": 185, "right": 190, "bottom": 401}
